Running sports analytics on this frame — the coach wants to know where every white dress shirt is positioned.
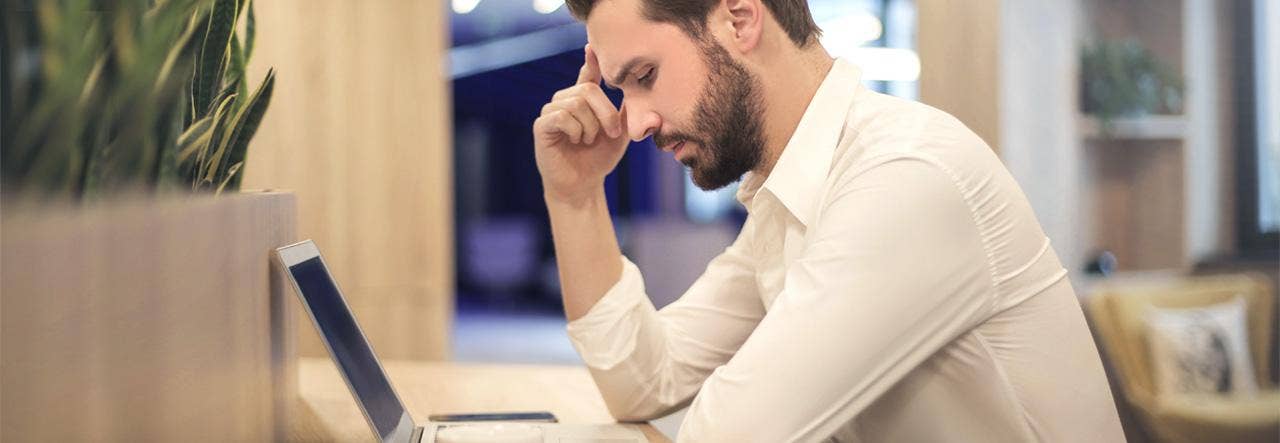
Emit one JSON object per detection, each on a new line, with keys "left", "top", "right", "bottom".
{"left": 566, "top": 58, "right": 1125, "bottom": 442}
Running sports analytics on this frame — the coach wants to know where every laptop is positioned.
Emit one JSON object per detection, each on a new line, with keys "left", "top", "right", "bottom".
{"left": 275, "top": 240, "right": 648, "bottom": 443}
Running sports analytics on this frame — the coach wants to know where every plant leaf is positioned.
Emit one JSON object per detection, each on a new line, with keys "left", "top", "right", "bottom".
{"left": 193, "top": 0, "right": 237, "bottom": 117}
{"left": 194, "top": 91, "right": 238, "bottom": 189}
{"left": 244, "top": 0, "right": 255, "bottom": 62}
{"left": 229, "top": 33, "right": 249, "bottom": 106}
{"left": 175, "top": 115, "right": 214, "bottom": 163}
{"left": 207, "top": 68, "right": 273, "bottom": 190}
{"left": 183, "top": 7, "right": 211, "bottom": 127}
{"left": 216, "top": 161, "right": 242, "bottom": 195}
{"left": 154, "top": 6, "right": 203, "bottom": 96}
{"left": 156, "top": 103, "right": 188, "bottom": 190}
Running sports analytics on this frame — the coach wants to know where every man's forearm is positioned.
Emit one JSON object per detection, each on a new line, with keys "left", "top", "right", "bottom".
{"left": 545, "top": 187, "right": 623, "bottom": 321}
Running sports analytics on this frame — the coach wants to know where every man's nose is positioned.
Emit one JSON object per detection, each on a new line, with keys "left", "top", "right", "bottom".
{"left": 622, "top": 102, "right": 660, "bottom": 142}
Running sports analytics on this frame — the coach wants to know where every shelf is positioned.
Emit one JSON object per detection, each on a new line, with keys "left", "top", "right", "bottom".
{"left": 1079, "top": 114, "right": 1187, "bottom": 140}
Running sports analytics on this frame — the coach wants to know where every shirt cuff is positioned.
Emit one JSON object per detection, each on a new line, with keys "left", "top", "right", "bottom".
{"left": 565, "top": 255, "right": 656, "bottom": 369}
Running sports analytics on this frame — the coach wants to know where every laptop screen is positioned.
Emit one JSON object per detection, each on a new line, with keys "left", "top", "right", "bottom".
{"left": 288, "top": 256, "right": 406, "bottom": 439}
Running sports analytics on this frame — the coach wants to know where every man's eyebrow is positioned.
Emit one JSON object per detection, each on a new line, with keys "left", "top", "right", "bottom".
{"left": 604, "top": 57, "right": 649, "bottom": 90}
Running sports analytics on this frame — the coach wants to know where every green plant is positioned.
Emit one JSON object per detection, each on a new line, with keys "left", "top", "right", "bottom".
{"left": 2, "top": 0, "right": 275, "bottom": 200}
{"left": 1080, "top": 39, "right": 1183, "bottom": 133}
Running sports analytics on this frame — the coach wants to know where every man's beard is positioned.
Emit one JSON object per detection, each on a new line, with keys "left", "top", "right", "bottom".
{"left": 653, "top": 40, "right": 766, "bottom": 191}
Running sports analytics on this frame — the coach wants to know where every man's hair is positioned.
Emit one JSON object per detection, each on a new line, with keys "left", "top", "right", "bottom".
{"left": 565, "top": 0, "right": 821, "bottom": 48}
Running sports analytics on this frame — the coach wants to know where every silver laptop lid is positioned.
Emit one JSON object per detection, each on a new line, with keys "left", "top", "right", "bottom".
{"left": 276, "top": 240, "right": 416, "bottom": 443}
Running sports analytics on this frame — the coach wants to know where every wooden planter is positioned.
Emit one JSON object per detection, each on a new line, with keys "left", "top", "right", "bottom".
{"left": 1, "top": 191, "right": 297, "bottom": 442}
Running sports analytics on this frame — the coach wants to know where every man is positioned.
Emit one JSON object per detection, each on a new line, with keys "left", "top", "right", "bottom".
{"left": 532, "top": 0, "right": 1125, "bottom": 441}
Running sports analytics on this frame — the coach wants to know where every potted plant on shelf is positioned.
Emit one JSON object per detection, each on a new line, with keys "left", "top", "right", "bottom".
{"left": 1079, "top": 39, "right": 1185, "bottom": 137}
{"left": 1, "top": 0, "right": 294, "bottom": 441}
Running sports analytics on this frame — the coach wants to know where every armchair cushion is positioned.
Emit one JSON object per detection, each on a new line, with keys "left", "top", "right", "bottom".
{"left": 1146, "top": 295, "right": 1259, "bottom": 396}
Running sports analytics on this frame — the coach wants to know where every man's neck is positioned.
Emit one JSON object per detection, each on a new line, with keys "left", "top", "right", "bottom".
{"left": 752, "top": 46, "right": 835, "bottom": 179}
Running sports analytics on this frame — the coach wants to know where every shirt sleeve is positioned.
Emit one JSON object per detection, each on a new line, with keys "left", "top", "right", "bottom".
{"left": 676, "top": 156, "right": 998, "bottom": 442}
{"left": 566, "top": 228, "right": 766, "bottom": 421}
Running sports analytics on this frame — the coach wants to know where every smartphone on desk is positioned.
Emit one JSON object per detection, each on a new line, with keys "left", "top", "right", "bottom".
{"left": 428, "top": 411, "right": 558, "bottom": 423}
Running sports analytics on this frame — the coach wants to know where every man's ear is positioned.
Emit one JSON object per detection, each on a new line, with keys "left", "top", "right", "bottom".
{"left": 719, "top": 0, "right": 763, "bottom": 53}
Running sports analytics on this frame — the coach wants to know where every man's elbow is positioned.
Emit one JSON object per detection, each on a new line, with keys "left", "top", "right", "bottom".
{"left": 601, "top": 393, "right": 689, "bottom": 423}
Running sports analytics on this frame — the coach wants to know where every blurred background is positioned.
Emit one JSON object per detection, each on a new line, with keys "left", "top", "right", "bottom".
{"left": 3, "top": 0, "right": 1277, "bottom": 441}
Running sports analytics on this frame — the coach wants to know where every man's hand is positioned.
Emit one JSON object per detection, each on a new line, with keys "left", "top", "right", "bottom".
{"left": 533, "top": 45, "right": 629, "bottom": 204}
{"left": 532, "top": 45, "right": 626, "bottom": 321}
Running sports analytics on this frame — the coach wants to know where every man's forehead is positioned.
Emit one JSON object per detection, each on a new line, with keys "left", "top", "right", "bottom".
{"left": 584, "top": 0, "right": 647, "bottom": 67}
{"left": 585, "top": 0, "right": 679, "bottom": 84}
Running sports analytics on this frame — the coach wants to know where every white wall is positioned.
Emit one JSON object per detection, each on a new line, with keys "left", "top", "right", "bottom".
{"left": 1183, "top": 0, "right": 1225, "bottom": 263}
{"left": 998, "top": 2, "right": 1087, "bottom": 282}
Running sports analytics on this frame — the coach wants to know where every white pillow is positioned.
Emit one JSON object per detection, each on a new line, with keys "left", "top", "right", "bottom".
{"left": 1145, "top": 296, "right": 1258, "bottom": 397}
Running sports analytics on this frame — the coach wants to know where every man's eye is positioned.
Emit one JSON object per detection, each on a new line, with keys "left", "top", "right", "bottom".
{"left": 637, "top": 68, "right": 655, "bottom": 85}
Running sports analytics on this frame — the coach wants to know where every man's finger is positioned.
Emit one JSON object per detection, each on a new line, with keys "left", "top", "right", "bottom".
{"left": 561, "top": 97, "right": 601, "bottom": 145}
{"left": 553, "top": 110, "right": 584, "bottom": 145}
{"left": 544, "top": 98, "right": 600, "bottom": 145}
{"left": 534, "top": 110, "right": 582, "bottom": 145}
{"left": 577, "top": 44, "right": 602, "bottom": 85}
{"left": 617, "top": 103, "right": 629, "bottom": 141}
{"left": 580, "top": 85, "right": 622, "bottom": 138}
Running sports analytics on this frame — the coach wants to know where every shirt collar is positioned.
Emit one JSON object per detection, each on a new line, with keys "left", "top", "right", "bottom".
{"left": 735, "top": 58, "right": 862, "bottom": 226}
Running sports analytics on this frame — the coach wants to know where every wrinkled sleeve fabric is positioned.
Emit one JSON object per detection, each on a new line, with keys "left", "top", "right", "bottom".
{"left": 565, "top": 228, "right": 766, "bottom": 421}
{"left": 676, "top": 155, "right": 999, "bottom": 442}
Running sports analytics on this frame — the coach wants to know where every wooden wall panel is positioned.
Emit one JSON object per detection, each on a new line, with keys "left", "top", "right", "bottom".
{"left": 1087, "top": 141, "right": 1187, "bottom": 270}
{"left": 917, "top": 0, "right": 1001, "bottom": 151}
{"left": 242, "top": 1, "right": 454, "bottom": 360}
{"left": 1, "top": 192, "right": 297, "bottom": 442}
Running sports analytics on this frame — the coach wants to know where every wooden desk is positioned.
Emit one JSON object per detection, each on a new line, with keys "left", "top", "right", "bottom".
{"left": 290, "top": 358, "right": 669, "bottom": 442}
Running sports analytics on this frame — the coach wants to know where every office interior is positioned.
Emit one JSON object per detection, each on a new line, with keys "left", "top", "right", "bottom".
{"left": 1, "top": 0, "right": 1277, "bottom": 441}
